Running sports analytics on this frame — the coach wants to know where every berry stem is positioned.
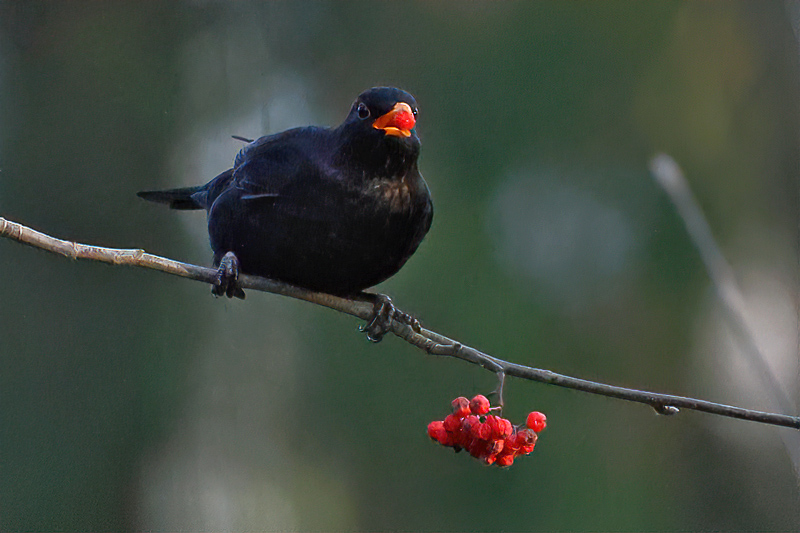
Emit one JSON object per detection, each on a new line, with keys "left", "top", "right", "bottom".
{"left": 493, "top": 371, "right": 506, "bottom": 411}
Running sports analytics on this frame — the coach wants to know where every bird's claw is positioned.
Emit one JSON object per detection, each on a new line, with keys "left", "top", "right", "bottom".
{"left": 360, "top": 294, "right": 394, "bottom": 342}
{"left": 360, "top": 293, "right": 420, "bottom": 342}
{"left": 212, "top": 251, "right": 246, "bottom": 299}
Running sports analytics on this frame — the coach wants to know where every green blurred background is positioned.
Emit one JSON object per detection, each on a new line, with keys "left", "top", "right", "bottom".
{"left": 2, "top": 1, "right": 799, "bottom": 530}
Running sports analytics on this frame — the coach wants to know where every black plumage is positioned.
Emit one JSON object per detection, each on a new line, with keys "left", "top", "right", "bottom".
{"left": 138, "top": 87, "right": 433, "bottom": 297}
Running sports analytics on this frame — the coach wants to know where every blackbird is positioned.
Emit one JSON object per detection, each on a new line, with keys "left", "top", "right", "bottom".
{"left": 138, "top": 87, "right": 433, "bottom": 335}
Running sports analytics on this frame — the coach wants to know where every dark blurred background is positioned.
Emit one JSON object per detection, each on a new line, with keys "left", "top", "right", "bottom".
{"left": 1, "top": 1, "right": 799, "bottom": 530}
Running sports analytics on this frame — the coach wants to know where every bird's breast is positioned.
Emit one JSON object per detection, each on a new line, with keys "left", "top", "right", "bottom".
{"left": 366, "top": 176, "right": 414, "bottom": 213}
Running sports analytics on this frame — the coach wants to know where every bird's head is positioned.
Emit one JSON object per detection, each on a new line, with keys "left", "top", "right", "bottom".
{"left": 337, "top": 87, "right": 420, "bottom": 174}
{"left": 343, "top": 87, "right": 419, "bottom": 141}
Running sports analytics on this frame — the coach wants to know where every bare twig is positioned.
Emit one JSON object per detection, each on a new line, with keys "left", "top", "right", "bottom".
{"left": 2, "top": 215, "right": 799, "bottom": 430}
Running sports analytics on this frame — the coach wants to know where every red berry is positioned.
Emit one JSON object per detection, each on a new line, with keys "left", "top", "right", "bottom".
{"left": 443, "top": 414, "right": 461, "bottom": 432}
{"left": 469, "top": 394, "right": 490, "bottom": 415}
{"left": 467, "top": 440, "right": 486, "bottom": 458}
{"left": 496, "top": 453, "right": 515, "bottom": 467}
{"left": 393, "top": 110, "right": 416, "bottom": 131}
{"left": 462, "top": 414, "right": 480, "bottom": 429}
{"left": 526, "top": 411, "right": 547, "bottom": 433}
{"left": 427, "top": 420, "right": 444, "bottom": 438}
{"left": 504, "top": 432, "right": 522, "bottom": 452}
{"left": 513, "top": 429, "right": 536, "bottom": 454}
{"left": 459, "top": 416, "right": 480, "bottom": 448}
{"left": 516, "top": 428, "right": 537, "bottom": 445}
{"left": 475, "top": 421, "right": 492, "bottom": 440}
{"left": 516, "top": 429, "right": 537, "bottom": 453}
{"left": 485, "top": 415, "right": 498, "bottom": 435}
{"left": 427, "top": 420, "right": 451, "bottom": 445}
{"left": 489, "top": 417, "right": 512, "bottom": 439}
{"left": 451, "top": 397, "right": 471, "bottom": 418}
{"left": 430, "top": 398, "right": 545, "bottom": 467}
{"left": 488, "top": 439, "right": 504, "bottom": 455}
{"left": 521, "top": 443, "right": 536, "bottom": 454}
{"left": 460, "top": 416, "right": 477, "bottom": 436}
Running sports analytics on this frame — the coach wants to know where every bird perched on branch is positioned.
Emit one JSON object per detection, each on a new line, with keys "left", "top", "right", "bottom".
{"left": 138, "top": 87, "right": 433, "bottom": 338}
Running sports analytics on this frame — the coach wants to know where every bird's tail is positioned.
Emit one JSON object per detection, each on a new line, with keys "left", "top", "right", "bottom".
{"left": 137, "top": 186, "right": 206, "bottom": 210}
{"left": 137, "top": 169, "right": 234, "bottom": 210}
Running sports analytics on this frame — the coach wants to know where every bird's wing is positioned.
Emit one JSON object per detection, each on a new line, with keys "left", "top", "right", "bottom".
{"left": 230, "top": 127, "right": 341, "bottom": 221}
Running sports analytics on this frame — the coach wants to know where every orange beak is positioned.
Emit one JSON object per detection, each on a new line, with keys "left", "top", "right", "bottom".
{"left": 372, "top": 102, "right": 416, "bottom": 137}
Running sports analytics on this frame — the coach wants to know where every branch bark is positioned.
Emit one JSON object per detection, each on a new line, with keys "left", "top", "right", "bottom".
{"left": 2, "top": 215, "right": 799, "bottom": 430}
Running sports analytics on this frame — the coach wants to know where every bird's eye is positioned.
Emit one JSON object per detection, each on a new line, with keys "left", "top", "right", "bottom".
{"left": 412, "top": 107, "right": 418, "bottom": 117}
{"left": 357, "top": 102, "right": 370, "bottom": 120}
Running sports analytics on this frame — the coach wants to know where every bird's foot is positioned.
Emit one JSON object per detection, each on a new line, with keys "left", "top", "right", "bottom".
{"left": 212, "top": 251, "right": 246, "bottom": 299}
{"left": 360, "top": 293, "right": 421, "bottom": 343}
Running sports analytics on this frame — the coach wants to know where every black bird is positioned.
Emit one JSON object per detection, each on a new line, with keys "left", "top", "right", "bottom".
{"left": 138, "top": 87, "right": 433, "bottom": 332}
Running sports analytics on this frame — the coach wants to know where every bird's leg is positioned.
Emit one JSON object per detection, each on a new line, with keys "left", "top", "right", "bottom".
{"left": 212, "top": 251, "right": 246, "bottom": 299}
{"left": 359, "top": 293, "right": 421, "bottom": 342}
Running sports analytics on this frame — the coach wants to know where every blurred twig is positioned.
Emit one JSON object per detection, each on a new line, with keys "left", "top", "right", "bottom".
{"left": 650, "top": 154, "right": 793, "bottom": 415}
{"left": 650, "top": 153, "right": 800, "bottom": 473}
{"left": 2, "top": 215, "right": 799, "bottom": 430}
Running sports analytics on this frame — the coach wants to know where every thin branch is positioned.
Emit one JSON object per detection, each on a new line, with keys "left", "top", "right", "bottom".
{"left": 2, "top": 215, "right": 799, "bottom": 430}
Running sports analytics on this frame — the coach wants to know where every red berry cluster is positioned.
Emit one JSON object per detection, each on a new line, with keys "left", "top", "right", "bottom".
{"left": 427, "top": 395, "right": 547, "bottom": 467}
